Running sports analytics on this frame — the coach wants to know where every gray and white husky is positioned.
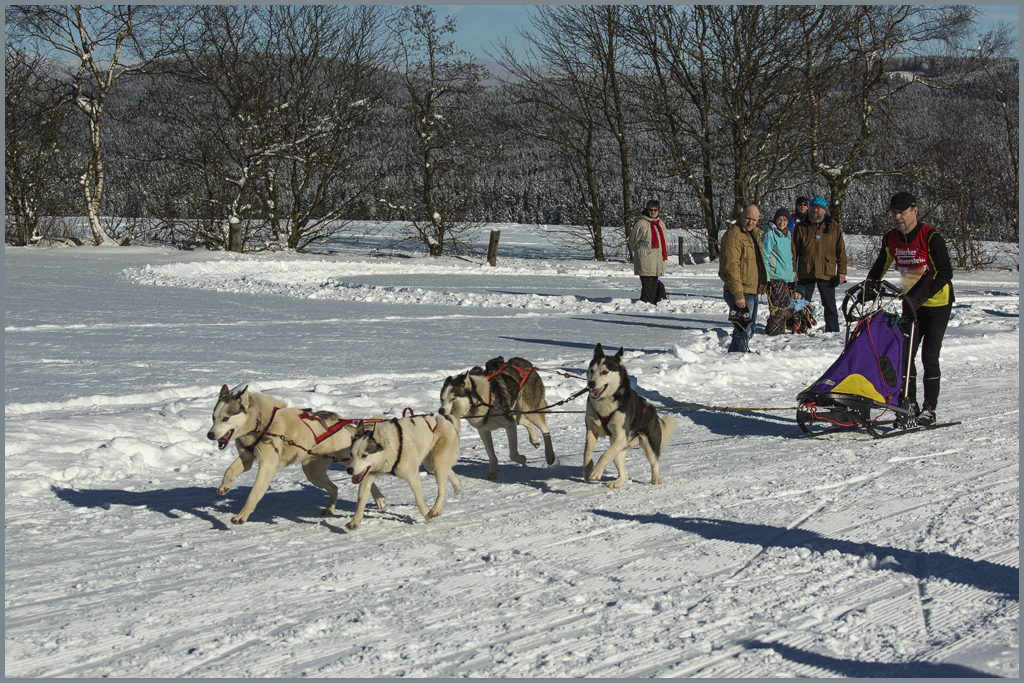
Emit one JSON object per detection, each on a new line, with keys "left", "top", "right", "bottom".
{"left": 439, "top": 356, "right": 555, "bottom": 480}
{"left": 345, "top": 413, "right": 461, "bottom": 530}
{"left": 583, "top": 345, "right": 677, "bottom": 488}
{"left": 207, "top": 384, "right": 385, "bottom": 524}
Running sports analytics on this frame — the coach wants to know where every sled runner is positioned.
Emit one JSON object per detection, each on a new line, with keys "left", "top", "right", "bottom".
{"left": 796, "top": 280, "right": 960, "bottom": 438}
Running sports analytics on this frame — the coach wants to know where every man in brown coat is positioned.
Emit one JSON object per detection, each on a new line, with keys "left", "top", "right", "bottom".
{"left": 793, "top": 195, "right": 847, "bottom": 332}
{"left": 718, "top": 204, "right": 767, "bottom": 352}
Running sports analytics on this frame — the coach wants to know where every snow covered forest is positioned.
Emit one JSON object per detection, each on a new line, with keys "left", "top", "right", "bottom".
{"left": 5, "top": 5, "right": 1019, "bottom": 267}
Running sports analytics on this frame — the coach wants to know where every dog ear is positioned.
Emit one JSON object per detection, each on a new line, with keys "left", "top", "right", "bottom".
{"left": 238, "top": 386, "right": 250, "bottom": 408}
{"left": 614, "top": 347, "right": 624, "bottom": 359}
{"left": 355, "top": 420, "right": 366, "bottom": 436}
{"left": 220, "top": 384, "right": 230, "bottom": 399}
{"left": 593, "top": 343, "right": 604, "bottom": 357}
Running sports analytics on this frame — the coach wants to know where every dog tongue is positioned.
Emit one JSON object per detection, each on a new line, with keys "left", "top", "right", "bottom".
{"left": 590, "top": 386, "right": 605, "bottom": 399}
{"left": 351, "top": 470, "right": 367, "bottom": 484}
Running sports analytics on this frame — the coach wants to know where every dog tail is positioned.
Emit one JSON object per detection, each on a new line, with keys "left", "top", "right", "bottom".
{"left": 659, "top": 414, "right": 678, "bottom": 450}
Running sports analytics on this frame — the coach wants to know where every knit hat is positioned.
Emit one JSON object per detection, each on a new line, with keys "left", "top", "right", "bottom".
{"left": 889, "top": 192, "right": 917, "bottom": 212}
{"left": 794, "top": 284, "right": 806, "bottom": 298}
{"left": 810, "top": 195, "right": 827, "bottom": 209}
{"left": 773, "top": 208, "right": 791, "bottom": 224}
{"left": 795, "top": 196, "right": 808, "bottom": 205}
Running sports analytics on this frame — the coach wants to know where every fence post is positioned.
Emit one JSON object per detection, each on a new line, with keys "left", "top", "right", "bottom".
{"left": 678, "top": 235, "right": 685, "bottom": 266}
{"left": 487, "top": 230, "right": 500, "bottom": 266}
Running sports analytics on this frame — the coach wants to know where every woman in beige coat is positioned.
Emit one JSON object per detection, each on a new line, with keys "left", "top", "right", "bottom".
{"left": 628, "top": 200, "right": 669, "bottom": 304}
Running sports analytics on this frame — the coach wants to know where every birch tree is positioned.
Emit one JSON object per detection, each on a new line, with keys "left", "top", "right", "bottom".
{"left": 7, "top": 5, "right": 178, "bottom": 245}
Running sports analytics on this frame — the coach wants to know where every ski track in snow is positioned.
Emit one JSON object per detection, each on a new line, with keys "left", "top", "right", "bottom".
{"left": 5, "top": 228, "right": 1019, "bottom": 678}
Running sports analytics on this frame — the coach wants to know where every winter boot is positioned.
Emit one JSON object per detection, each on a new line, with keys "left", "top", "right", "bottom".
{"left": 917, "top": 403, "right": 936, "bottom": 426}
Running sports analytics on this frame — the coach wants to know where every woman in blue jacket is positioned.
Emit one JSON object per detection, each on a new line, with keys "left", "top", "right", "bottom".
{"left": 760, "top": 207, "right": 796, "bottom": 335}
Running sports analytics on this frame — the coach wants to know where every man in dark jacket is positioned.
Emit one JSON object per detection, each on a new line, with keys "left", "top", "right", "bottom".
{"left": 865, "top": 192, "right": 954, "bottom": 427}
{"left": 793, "top": 195, "right": 847, "bottom": 332}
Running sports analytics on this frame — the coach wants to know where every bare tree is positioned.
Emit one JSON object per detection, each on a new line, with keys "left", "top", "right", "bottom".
{"left": 798, "top": 5, "right": 978, "bottom": 228}
{"left": 382, "top": 5, "right": 490, "bottom": 256}
{"left": 5, "top": 43, "right": 78, "bottom": 245}
{"left": 7, "top": 5, "right": 179, "bottom": 245}
{"left": 629, "top": 5, "right": 810, "bottom": 258}
{"left": 490, "top": 8, "right": 617, "bottom": 260}
{"left": 972, "top": 23, "right": 1019, "bottom": 247}
{"left": 149, "top": 5, "right": 391, "bottom": 252}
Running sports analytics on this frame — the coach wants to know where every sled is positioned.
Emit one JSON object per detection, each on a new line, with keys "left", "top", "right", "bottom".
{"left": 796, "top": 280, "right": 960, "bottom": 438}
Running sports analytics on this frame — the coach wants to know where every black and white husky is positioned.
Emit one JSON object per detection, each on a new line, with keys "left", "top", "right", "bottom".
{"left": 439, "top": 356, "right": 555, "bottom": 480}
{"left": 583, "top": 344, "right": 677, "bottom": 488}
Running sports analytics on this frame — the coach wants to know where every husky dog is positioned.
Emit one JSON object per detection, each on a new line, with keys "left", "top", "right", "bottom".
{"left": 207, "top": 384, "right": 385, "bottom": 525}
{"left": 345, "top": 413, "right": 461, "bottom": 530}
{"left": 583, "top": 344, "right": 677, "bottom": 488}
{"left": 439, "top": 356, "right": 555, "bottom": 480}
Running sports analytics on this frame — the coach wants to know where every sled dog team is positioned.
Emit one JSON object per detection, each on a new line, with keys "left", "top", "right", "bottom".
{"left": 207, "top": 344, "right": 677, "bottom": 530}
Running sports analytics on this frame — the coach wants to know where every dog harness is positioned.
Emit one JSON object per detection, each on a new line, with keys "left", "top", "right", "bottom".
{"left": 242, "top": 408, "right": 389, "bottom": 461}
{"left": 485, "top": 363, "right": 535, "bottom": 389}
{"left": 596, "top": 403, "right": 647, "bottom": 433}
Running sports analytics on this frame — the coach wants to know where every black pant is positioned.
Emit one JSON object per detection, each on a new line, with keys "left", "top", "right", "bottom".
{"left": 900, "top": 303, "right": 952, "bottom": 407}
{"left": 639, "top": 276, "right": 664, "bottom": 304}
{"left": 798, "top": 278, "right": 840, "bottom": 332}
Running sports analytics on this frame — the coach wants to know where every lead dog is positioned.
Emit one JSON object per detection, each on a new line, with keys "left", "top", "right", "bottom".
{"left": 207, "top": 384, "right": 385, "bottom": 524}
{"left": 583, "top": 344, "right": 677, "bottom": 488}
{"left": 345, "top": 413, "right": 461, "bottom": 530}
{"left": 439, "top": 356, "right": 555, "bottom": 480}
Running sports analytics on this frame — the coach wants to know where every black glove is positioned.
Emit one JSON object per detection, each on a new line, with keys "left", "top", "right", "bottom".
{"left": 859, "top": 279, "right": 880, "bottom": 303}
{"left": 829, "top": 275, "right": 842, "bottom": 288}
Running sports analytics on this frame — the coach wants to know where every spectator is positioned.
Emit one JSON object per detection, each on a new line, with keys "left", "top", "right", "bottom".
{"left": 761, "top": 207, "right": 796, "bottom": 336}
{"left": 718, "top": 204, "right": 767, "bottom": 352}
{"left": 789, "top": 284, "right": 817, "bottom": 334}
{"left": 628, "top": 199, "right": 669, "bottom": 305}
{"left": 793, "top": 195, "right": 847, "bottom": 332}
{"left": 865, "top": 192, "right": 954, "bottom": 427}
{"left": 789, "top": 196, "right": 809, "bottom": 233}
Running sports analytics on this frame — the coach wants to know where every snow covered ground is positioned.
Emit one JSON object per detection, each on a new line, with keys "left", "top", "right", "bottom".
{"left": 5, "top": 223, "right": 1019, "bottom": 677}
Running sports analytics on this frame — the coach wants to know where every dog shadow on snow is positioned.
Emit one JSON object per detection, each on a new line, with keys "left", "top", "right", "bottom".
{"left": 50, "top": 481, "right": 397, "bottom": 533}
{"left": 739, "top": 640, "right": 998, "bottom": 678}
{"left": 592, "top": 510, "right": 1020, "bottom": 600}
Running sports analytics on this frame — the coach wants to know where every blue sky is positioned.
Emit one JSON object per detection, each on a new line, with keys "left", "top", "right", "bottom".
{"left": 444, "top": 4, "right": 1019, "bottom": 60}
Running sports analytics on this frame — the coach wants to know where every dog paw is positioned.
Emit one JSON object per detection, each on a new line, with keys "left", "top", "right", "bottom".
{"left": 345, "top": 521, "right": 359, "bottom": 531}
{"left": 320, "top": 507, "right": 335, "bottom": 517}
{"left": 217, "top": 485, "right": 230, "bottom": 495}
{"left": 605, "top": 481, "right": 624, "bottom": 489}
{"left": 486, "top": 471, "right": 498, "bottom": 481}
{"left": 230, "top": 515, "right": 246, "bottom": 525}
{"left": 374, "top": 498, "right": 387, "bottom": 510}
{"left": 650, "top": 476, "right": 662, "bottom": 485}
{"left": 510, "top": 453, "right": 527, "bottom": 464}
{"left": 583, "top": 462, "right": 594, "bottom": 478}
{"left": 545, "top": 453, "right": 556, "bottom": 465}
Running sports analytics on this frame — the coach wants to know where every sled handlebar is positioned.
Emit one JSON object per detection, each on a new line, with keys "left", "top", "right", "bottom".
{"left": 842, "top": 280, "right": 917, "bottom": 324}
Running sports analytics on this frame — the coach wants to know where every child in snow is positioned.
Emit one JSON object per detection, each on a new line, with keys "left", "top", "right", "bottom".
{"left": 789, "top": 284, "right": 817, "bottom": 334}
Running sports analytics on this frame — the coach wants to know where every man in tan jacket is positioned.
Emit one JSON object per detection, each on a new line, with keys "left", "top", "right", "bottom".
{"left": 793, "top": 195, "right": 847, "bottom": 332}
{"left": 718, "top": 204, "right": 767, "bottom": 352}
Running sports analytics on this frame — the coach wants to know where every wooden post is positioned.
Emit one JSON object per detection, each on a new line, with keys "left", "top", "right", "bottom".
{"left": 678, "top": 235, "right": 685, "bottom": 266}
{"left": 487, "top": 230, "right": 500, "bottom": 266}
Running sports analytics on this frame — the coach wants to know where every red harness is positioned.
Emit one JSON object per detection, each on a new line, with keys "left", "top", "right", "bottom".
{"left": 485, "top": 363, "right": 534, "bottom": 390}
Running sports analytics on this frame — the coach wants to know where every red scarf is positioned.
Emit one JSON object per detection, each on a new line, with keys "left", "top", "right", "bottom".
{"left": 649, "top": 219, "right": 667, "bottom": 261}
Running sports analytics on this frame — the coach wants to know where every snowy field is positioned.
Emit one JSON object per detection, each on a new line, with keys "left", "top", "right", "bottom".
{"left": 5, "top": 223, "right": 1019, "bottom": 677}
